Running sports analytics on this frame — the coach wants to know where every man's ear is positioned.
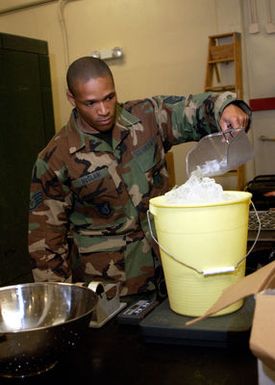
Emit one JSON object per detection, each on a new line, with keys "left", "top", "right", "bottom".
{"left": 66, "top": 90, "right": 76, "bottom": 106}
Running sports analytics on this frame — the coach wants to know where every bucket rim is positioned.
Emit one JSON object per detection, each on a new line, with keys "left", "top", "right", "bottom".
{"left": 149, "top": 190, "right": 252, "bottom": 208}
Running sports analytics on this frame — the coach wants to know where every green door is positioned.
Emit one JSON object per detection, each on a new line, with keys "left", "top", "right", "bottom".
{"left": 0, "top": 33, "right": 55, "bottom": 286}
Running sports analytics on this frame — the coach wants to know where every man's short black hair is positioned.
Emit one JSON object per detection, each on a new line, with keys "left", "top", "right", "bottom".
{"left": 66, "top": 56, "right": 114, "bottom": 95}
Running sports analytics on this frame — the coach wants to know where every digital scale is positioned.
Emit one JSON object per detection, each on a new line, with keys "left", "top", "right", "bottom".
{"left": 139, "top": 296, "right": 255, "bottom": 348}
{"left": 89, "top": 281, "right": 255, "bottom": 348}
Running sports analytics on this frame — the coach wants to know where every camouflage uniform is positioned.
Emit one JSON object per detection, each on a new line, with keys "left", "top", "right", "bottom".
{"left": 29, "top": 92, "right": 250, "bottom": 296}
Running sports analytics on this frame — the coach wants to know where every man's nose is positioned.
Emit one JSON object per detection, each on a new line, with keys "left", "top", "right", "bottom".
{"left": 97, "top": 101, "right": 108, "bottom": 115}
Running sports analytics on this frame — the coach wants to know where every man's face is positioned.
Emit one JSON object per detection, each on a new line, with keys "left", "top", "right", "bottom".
{"left": 67, "top": 75, "right": 117, "bottom": 133}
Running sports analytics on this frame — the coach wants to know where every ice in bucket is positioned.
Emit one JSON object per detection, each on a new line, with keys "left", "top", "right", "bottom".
{"left": 164, "top": 170, "right": 228, "bottom": 204}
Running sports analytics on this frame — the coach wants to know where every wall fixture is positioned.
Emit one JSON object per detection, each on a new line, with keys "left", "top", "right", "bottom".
{"left": 91, "top": 47, "right": 124, "bottom": 60}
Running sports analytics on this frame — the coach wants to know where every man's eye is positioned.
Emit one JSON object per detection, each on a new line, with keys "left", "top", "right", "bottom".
{"left": 106, "top": 93, "right": 115, "bottom": 101}
{"left": 85, "top": 101, "right": 95, "bottom": 107}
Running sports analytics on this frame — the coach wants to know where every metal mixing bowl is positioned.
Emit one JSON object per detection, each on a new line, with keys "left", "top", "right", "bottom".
{"left": 0, "top": 282, "right": 97, "bottom": 378}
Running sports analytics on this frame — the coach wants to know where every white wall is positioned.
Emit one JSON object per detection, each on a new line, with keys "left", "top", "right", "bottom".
{"left": 240, "top": 0, "right": 275, "bottom": 178}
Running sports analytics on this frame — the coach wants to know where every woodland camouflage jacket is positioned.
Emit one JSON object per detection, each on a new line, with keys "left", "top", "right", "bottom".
{"left": 28, "top": 92, "right": 250, "bottom": 295}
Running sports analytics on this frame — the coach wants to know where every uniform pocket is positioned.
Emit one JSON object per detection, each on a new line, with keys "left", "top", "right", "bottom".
{"left": 134, "top": 137, "right": 159, "bottom": 172}
{"left": 71, "top": 166, "right": 119, "bottom": 203}
{"left": 134, "top": 137, "right": 166, "bottom": 188}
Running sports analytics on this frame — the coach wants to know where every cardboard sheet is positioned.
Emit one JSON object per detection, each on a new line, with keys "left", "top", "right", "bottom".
{"left": 250, "top": 292, "right": 275, "bottom": 371}
{"left": 186, "top": 261, "right": 275, "bottom": 370}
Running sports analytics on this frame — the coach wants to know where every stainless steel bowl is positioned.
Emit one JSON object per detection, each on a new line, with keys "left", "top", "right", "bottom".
{"left": 0, "top": 282, "right": 97, "bottom": 378}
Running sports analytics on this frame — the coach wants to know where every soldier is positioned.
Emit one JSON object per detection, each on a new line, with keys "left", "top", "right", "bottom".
{"left": 29, "top": 56, "right": 251, "bottom": 297}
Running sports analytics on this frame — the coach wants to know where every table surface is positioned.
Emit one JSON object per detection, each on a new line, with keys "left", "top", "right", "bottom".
{"left": 2, "top": 296, "right": 259, "bottom": 385}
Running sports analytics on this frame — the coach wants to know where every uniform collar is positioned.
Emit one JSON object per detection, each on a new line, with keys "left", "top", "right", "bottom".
{"left": 67, "top": 105, "right": 140, "bottom": 154}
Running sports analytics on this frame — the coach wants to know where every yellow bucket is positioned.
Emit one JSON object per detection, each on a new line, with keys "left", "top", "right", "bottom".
{"left": 148, "top": 191, "right": 252, "bottom": 317}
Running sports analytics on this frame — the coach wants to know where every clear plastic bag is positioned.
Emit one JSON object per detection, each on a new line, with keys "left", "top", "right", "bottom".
{"left": 186, "top": 128, "right": 254, "bottom": 177}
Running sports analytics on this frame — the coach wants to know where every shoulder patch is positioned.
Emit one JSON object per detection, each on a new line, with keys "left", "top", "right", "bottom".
{"left": 29, "top": 191, "right": 43, "bottom": 211}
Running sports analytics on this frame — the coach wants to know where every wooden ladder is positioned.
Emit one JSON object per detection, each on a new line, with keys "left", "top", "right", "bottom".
{"left": 204, "top": 32, "right": 245, "bottom": 190}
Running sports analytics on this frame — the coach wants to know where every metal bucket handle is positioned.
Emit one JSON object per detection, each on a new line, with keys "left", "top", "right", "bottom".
{"left": 147, "top": 200, "right": 261, "bottom": 277}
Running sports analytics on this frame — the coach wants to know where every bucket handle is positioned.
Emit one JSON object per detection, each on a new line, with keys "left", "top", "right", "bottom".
{"left": 147, "top": 200, "right": 261, "bottom": 277}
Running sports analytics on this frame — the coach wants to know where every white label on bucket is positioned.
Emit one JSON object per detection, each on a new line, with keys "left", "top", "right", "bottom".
{"left": 203, "top": 266, "right": 235, "bottom": 276}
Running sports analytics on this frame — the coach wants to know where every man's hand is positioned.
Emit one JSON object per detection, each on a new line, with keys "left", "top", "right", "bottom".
{"left": 219, "top": 104, "right": 250, "bottom": 132}
{"left": 264, "top": 191, "right": 275, "bottom": 197}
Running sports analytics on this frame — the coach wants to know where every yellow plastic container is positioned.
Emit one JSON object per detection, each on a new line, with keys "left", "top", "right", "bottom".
{"left": 148, "top": 191, "right": 252, "bottom": 317}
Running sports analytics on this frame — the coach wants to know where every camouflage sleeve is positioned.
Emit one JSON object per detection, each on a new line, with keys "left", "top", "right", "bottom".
{"left": 28, "top": 154, "right": 73, "bottom": 282}
{"left": 151, "top": 91, "right": 251, "bottom": 146}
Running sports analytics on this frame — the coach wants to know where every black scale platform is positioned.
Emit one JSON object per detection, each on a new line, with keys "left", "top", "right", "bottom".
{"left": 140, "top": 296, "right": 255, "bottom": 348}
